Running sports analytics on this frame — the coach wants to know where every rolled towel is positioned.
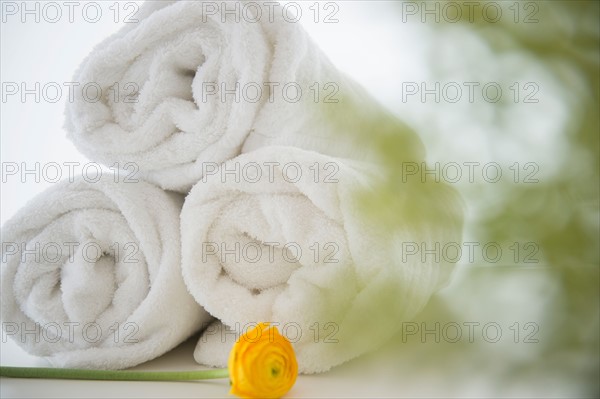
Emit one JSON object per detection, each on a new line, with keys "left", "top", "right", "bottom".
{"left": 1, "top": 176, "right": 211, "bottom": 369}
{"left": 64, "top": 0, "right": 423, "bottom": 192}
{"left": 181, "top": 146, "right": 462, "bottom": 373}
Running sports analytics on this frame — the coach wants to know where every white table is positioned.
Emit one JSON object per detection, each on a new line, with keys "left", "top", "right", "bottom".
{"left": 2, "top": 265, "right": 593, "bottom": 398}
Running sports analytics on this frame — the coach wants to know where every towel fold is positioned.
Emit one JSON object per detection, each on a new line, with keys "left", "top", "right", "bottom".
{"left": 65, "top": 0, "right": 423, "bottom": 192}
{"left": 1, "top": 176, "right": 211, "bottom": 369}
{"left": 181, "top": 146, "right": 462, "bottom": 373}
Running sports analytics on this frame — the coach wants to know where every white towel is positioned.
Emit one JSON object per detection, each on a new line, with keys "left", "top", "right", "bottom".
{"left": 181, "top": 146, "right": 463, "bottom": 373}
{"left": 1, "top": 176, "right": 211, "bottom": 369}
{"left": 64, "top": 0, "right": 423, "bottom": 192}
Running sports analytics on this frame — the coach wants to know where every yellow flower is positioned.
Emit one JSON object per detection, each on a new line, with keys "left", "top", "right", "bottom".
{"left": 228, "top": 322, "right": 298, "bottom": 399}
{"left": 1, "top": 322, "right": 298, "bottom": 399}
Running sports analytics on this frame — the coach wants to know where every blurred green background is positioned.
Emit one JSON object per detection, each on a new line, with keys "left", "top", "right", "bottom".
{"left": 346, "top": 1, "right": 598, "bottom": 396}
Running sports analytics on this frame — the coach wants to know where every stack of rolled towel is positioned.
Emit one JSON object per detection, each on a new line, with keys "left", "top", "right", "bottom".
{"left": 1, "top": 0, "right": 463, "bottom": 373}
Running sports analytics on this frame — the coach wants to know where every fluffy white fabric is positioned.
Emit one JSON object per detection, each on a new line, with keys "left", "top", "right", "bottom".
{"left": 182, "top": 146, "right": 462, "bottom": 373}
{"left": 0, "top": 176, "right": 211, "bottom": 369}
{"left": 64, "top": 0, "right": 422, "bottom": 192}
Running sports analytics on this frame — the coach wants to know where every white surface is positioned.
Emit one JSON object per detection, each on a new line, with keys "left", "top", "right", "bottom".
{"left": 2, "top": 265, "right": 583, "bottom": 399}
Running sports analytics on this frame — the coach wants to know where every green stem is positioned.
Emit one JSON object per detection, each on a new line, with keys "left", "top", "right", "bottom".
{"left": 0, "top": 366, "right": 229, "bottom": 381}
